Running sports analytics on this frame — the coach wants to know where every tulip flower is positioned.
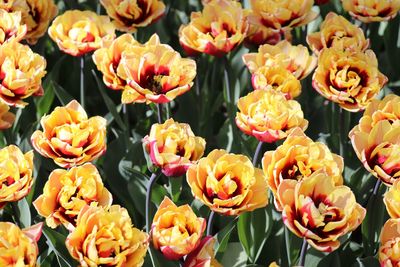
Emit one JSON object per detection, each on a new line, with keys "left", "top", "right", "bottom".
{"left": 187, "top": 149, "right": 269, "bottom": 216}
{"left": 342, "top": 0, "right": 400, "bottom": 23}
{"left": 152, "top": 197, "right": 206, "bottom": 260}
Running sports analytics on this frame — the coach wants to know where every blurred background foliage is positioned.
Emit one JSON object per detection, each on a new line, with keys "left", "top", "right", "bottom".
{"left": 1, "top": 0, "right": 399, "bottom": 266}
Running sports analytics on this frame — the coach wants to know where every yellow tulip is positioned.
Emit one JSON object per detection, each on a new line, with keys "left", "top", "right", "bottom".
{"left": 187, "top": 149, "right": 269, "bottom": 216}
{"left": 152, "top": 197, "right": 206, "bottom": 260}
{"left": 10, "top": 0, "right": 57, "bottom": 44}
{"left": 0, "top": 222, "right": 39, "bottom": 267}
{"left": 183, "top": 236, "right": 222, "bottom": 267}
{"left": 262, "top": 128, "right": 343, "bottom": 211}
{"left": 101, "top": 0, "right": 165, "bottom": 32}
{"left": 143, "top": 118, "right": 206, "bottom": 176}
{"left": 251, "top": 66, "right": 302, "bottom": 99}
{"left": 33, "top": 163, "right": 112, "bottom": 229}
{"left": 236, "top": 89, "right": 308, "bottom": 142}
{"left": 31, "top": 100, "right": 107, "bottom": 168}
{"left": 119, "top": 34, "right": 196, "bottom": 104}
{"left": 280, "top": 171, "right": 365, "bottom": 252}
{"left": 379, "top": 218, "right": 400, "bottom": 266}
{"left": 342, "top": 0, "right": 400, "bottom": 23}
{"left": 0, "top": 102, "right": 15, "bottom": 130}
{"left": 307, "top": 12, "right": 369, "bottom": 54}
{"left": 384, "top": 180, "right": 400, "bottom": 219}
{"left": 0, "top": 145, "right": 34, "bottom": 209}
{"left": 243, "top": 40, "right": 317, "bottom": 80}
{"left": 248, "top": 0, "right": 317, "bottom": 30}
{"left": 48, "top": 10, "right": 115, "bottom": 56}
{"left": 312, "top": 48, "right": 387, "bottom": 112}
{"left": 179, "top": 0, "right": 249, "bottom": 57}
{"left": 66, "top": 205, "right": 148, "bottom": 267}
{"left": 0, "top": 41, "right": 46, "bottom": 107}
{"left": 0, "top": 9, "right": 26, "bottom": 45}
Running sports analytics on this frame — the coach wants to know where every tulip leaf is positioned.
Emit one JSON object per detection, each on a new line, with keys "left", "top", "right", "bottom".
{"left": 51, "top": 81, "right": 75, "bottom": 106}
{"left": 237, "top": 206, "right": 273, "bottom": 263}
{"left": 352, "top": 257, "right": 380, "bottom": 267}
{"left": 91, "top": 70, "right": 126, "bottom": 131}
{"left": 42, "top": 226, "right": 76, "bottom": 267}
{"left": 361, "top": 182, "right": 387, "bottom": 256}
{"left": 16, "top": 198, "right": 31, "bottom": 228}
{"left": 221, "top": 242, "right": 248, "bottom": 267}
{"left": 215, "top": 217, "right": 238, "bottom": 255}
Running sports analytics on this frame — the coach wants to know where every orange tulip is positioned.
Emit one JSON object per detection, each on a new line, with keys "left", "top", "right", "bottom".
{"left": 179, "top": 0, "right": 249, "bottom": 57}
{"left": 48, "top": 10, "right": 116, "bottom": 56}
{"left": 243, "top": 40, "right": 317, "bottom": 80}
{"left": 183, "top": 236, "right": 222, "bottom": 267}
{"left": 143, "top": 118, "right": 206, "bottom": 176}
{"left": 119, "top": 34, "right": 196, "bottom": 104}
{"left": 0, "top": 222, "right": 40, "bottom": 266}
{"left": 312, "top": 48, "right": 387, "bottom": 112}
{"left": 251, "top": 66, "right": 302, "bottom": 98}
{"left": 0, "top": 145, "right": 34, "bottom": 209}
{"left": 262, "top": 128, "right": 343, "bottom": 210}
{"left": 152, "top": 197, "right": 206, "bottom": 260}
{"left": 66, "top": 205, "right": 148, "bottom": 267}
{"left": 248, "top": 0, "right": 317, "bottom": 30}
{"left": 101, "top": 0, "right": 165, "bottom": 32}
{"left": 280, "top": 171, "right": 365, "bottom": 252}
{"left": 350, "top": 120, "right": 400, "bottom": 186}
{"left": 236, "top": 89, "right": 308, "bottom": 142}
{"left": 307, "top": 12, "right": 369, "bottom": 54}
{"left": 342, "top": 0, "right": 400, "bottom": 23}
{"left": 93, "top": 33, "right": 143, "bottom": 91}
{"left": 9, "top": 0, "right": 57, "bottom": 44}
{"left": 187, "top": 149, "right": 268, "bottom": 216}
{"left": 33, "top": 163, "right": 112, "bottom": 229}
{"left": 384, "top": 180, "right": 400, "bottom": 219}
{"left": 0, "top": 9, "right": 27, "bottom": 45}
{"left": 379, "top": 218, "right": 400, "bottom": 266}
{"left": 0, "top": 41, "right": 46, "bottom": 107}
{"left": 245, "top": 19, "right": 291, "bottom": 48}
{"left": 0, "top": 102, "right": 15, "bottom": 130}
{"left": 31, "top": 100, "right": 107, "bottom": 168}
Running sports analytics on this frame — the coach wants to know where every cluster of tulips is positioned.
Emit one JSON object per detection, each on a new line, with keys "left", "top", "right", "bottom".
{"left": 0, "top": 0, "right": 399, "bottom": 266}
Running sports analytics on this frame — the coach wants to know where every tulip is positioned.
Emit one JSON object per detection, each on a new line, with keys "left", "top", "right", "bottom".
{"left": 152, "top": 197, "right": 206, "bottom": 260}
{"left": 342, "top": 0, "right": 400, "bottom": 23}
{"left": 183, "top": 236, "right": 222, "bottom": 267}
{"left": 312, "top": 48, "right": 387, "bottom": 112}
{"left": 33, "top": 163, "right": 112, "bottom": 229}
{"left": 236, "top": 89, "right": 308, "bottom": 142}
{"left": 187, "top": 149, "right": 269, "bottom": 216}
{"left": 0, "top": 222, "right": 40, "bottom": 267}
{"left": 100, "top": 0, "right": 165, "bottom": 32}
{"left": 262, "top": 128, "right": 343, "bottom": 210}
{"left": 143, "top": 118, "right": 206, "bottom": 176}
{"left": 0, "top": 102, "right": 15, "bottom": 130}
{"left": 0, "top": 9, "right": 27, "bottom": 45}
{"left": 379, "top": 218, "right": 400, "bottom": 266}
{"left": 384, "top": 180, "right": 400, "bottom": 219}
{"left": 66, "top": 205, "right": 148, "bottom": 267}
{"left": 0, "top": 41, "right": 46, "bottom": 107}
{"left": 48, "top": 10, "right": 116, "bottom": 56}
{"left": 119, "top": 35, "right": 197, "bottom": 104}
{"left": 243, "top": 40, "right": 317, "bottom": 80}
{"left": 307, "top": 12, "right": 369, "bottom": 54}
{"left": 280, "top": 171, "right": 365, "bottom": 252}
{"left": 179, "top": 0, "right": 249, "bottom": 57}
{"left": 31, "top": 100, "right": 107, "bottom": 168}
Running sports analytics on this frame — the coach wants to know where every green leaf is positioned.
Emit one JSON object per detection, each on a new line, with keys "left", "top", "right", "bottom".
{"left": 52, "top": 81, "right": 75, "bottom": 106}
{"left": 42, "top": 226, "right": 76, "bottom": 267}
{"left": 167, "top": 176, "right": 182, "bottom": 202}
{"left": 16, "top": 198, "right": 31, "bottom": 228}
{"left": 361, "top": 183, "right": 387, "bottom": 256}
{"left": 91, "top": 70, "right": 126, "bottom": 130}
{"left": 237, "top": 206, "right": 273, "bottom": 263}
{"left": 352, "top": 257, "right": 380, "bottom": 267}
{"left": 215, "top": 217, "right": 238, "bottom": 255}
{"left": 221, "top": 242, "right": 248, "bottom": 267}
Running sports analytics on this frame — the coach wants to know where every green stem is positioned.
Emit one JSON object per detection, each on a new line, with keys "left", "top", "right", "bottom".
{"left": 206, "top": 211, "right": 215, "bottom": 236}
{"left": 157, "top": 104, "right": 163, "bottom": 124}
{"left": 80, "top": 56, "right": 85, "bottom": 109}
{"left": 145, "top": 172, "right": 160, "bottom": 267}
{"left": 298, "top": 239, "right": 308, "bottom": 267}
{"left": 252, "top": 141, "right": 263, "bottom": 167}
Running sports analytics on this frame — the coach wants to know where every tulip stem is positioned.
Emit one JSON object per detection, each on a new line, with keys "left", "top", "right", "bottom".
{"left": 80, "top": 56, "right": 85, "bottom": 109}
{"left": 298, "top": 238, "right": 308, "bottom": 267}
{"left": 157, "top": 104, "right": 163, "bottom": 124}
{"left": 206, "top": 211, "right": 215, "bottom": 236}
{"left": 372, "top": 179, "right": 382, "bottom": 196}
{"left": 252, "top": 141, "right": 263, "bottom": 167}
{"left": 339, "top": 107, "right": 344, "bottom": 158}
{"left": 146, "top": 172, "right": 160, "bottom": 233}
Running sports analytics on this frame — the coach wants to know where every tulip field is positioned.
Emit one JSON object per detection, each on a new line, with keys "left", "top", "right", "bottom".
{"left": 1, "top": 0, "right": 400, "bottom": 266}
